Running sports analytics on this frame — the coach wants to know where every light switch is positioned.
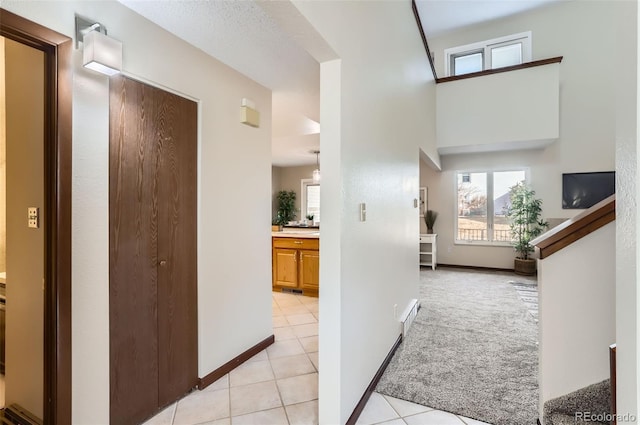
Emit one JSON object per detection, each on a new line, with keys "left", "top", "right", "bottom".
{"left": 28, "top": 207, "right": 39, "bottom": 228}
{"left": 414, "top": 198, "right": 419, "bottom": 208}
{"left": 359, "top": 203, "right": 366, "bottom": 222}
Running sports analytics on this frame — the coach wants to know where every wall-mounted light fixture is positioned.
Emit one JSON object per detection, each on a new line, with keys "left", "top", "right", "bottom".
{"left": 240, "top": 98, "right": 260, "bottom": 128}
{"left": 75, "top": 15, "right": 122, "bottom": 76}
{"left": 312, "top": 150, "right": 321, "bottom": 183}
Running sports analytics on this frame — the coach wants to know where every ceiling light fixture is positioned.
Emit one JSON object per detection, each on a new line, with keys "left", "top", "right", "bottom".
{"left": 75, "top": 16, "right": 122, "bottom": 76}
{"left": 312, "top": 150, "right": 321, "bottom": 183}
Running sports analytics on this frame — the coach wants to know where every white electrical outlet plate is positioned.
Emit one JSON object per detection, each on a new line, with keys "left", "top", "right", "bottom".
{"left": 28, "top": 207, "right": 39, "bottom": 228}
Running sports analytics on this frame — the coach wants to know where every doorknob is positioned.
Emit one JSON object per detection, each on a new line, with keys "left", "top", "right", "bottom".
{"left": 159, "top": 260, "right": 167, "bottom": 267}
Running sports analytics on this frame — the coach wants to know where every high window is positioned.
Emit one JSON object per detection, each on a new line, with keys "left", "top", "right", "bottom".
{"left": 456, "top": 170, "right": 527, "bottom": 244}
{"left": 445, "top": 32, "right": 532, "bottom": 77}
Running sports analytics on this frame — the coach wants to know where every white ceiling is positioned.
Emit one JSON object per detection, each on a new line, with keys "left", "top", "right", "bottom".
{"left": 119, "top": 0, "right": 322, "bottom": 167}
{"left": 119, "top": 0, "right": 561, "bottom": 167}
{"left": 415, "top": 0, "right": 561, "bottom": 38}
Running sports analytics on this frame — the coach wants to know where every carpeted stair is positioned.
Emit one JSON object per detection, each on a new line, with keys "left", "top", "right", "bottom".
{"left": 543, "top": 379, "right": 611, "bottom": 425}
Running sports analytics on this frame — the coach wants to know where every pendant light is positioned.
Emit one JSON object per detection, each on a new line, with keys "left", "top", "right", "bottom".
{"left": 312, "top": 150, "right": 321, "bottom": 183}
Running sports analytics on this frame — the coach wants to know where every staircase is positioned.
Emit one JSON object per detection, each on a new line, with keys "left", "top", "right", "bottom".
{"left": 532, "top": 195, "right": 616, "bottom": 424}
{"left": 543, "top": 380, "right": 611, "bottom": 424}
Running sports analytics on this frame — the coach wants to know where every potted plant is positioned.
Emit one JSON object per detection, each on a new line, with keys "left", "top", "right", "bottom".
{"left": 505, "top": 182, "right": 548, "bottom": 275}
{"left": 274, "top": 190, "right": 297, "bottom": 227}
{"left": 305, "top": 214, "right": 314, "bottom": 226}
{"left": 424, "top": 210, "right": 438, "bottom": 234}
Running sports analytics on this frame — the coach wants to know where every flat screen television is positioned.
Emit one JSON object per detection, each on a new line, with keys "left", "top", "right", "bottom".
{"left": 562, "top": 171, "right": 615, "bottom": 209}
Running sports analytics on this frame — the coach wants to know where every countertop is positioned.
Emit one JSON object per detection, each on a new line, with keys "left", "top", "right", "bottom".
{"left": 272, "top": 231, "right": 319, "bottom": 239}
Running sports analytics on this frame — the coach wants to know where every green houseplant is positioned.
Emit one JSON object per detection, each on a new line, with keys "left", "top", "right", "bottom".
{"left": 274, "top": 190, "right": 297, "bottom": 226}
{"left": 505, "top": 182, "right": 548, "bottom": 275}
{"left": 424, "top": 210, "right": 438, "bottom": 234}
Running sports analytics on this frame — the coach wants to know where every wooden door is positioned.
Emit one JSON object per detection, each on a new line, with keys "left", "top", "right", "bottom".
{"left": 109, "top": 75, "right": 197, "bottom": 425}
{"left": 156, "top": 84, "right": 198, "bottom": 407}
{"left": 299, "top": 250, "right": 320, "bottom": 291}
{"left": 273, "top": 248, "right": 299, "bottom": 288}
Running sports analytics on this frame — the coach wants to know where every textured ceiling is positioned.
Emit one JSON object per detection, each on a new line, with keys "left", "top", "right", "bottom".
{"left": 118, "top": 0, "right": 322, "bottom": 166}
{"left": 119, "top": 0, "right": 562, "bottom": 166}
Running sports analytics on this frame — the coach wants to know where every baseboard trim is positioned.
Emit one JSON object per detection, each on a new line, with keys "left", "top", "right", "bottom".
{"left": 346, "top": 334, "right": 403, "bottom": 425}
{"left": 198, "top": 335, "right": 275, "bottom": 390}
{"left": 437, "top": 263, "right": 515, "bottom": 273}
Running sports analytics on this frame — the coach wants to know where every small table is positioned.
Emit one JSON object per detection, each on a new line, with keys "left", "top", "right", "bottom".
{"left": 419, "top": 233, "right": 437, "bottom": 270}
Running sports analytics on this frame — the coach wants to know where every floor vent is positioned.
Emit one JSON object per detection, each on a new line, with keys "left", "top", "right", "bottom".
{"left": 2, "top": 404, "right": 42, "bottom": 425}
{"left": 281, "top": 288, "right": 303, "bottom": 295}
{"left": 401, "top": 299, "right": 420, "bottom": 337}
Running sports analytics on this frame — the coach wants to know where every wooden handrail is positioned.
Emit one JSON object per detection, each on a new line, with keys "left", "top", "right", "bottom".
{"left": 411, "top": 0, "right": 563, "bottom": 83}
{"left": 531, "top": 195, "right": 615, "bottom": 259}
{"left": 610, "top": 344, "right": 617, "bottom": 424}
{"left": 436, "top": 56, "right": 563, "bottom": 84}
{"left": 411, "top": 0, "right": 438, "bottom": 81}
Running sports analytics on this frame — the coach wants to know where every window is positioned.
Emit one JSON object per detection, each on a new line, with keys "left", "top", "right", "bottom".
{"left": 301, "top": 179, "right": 320, "bottom": 222}
{"left": 445, "top": 32, "right": 532, "bottom": 77}
{"left": 456, "top": 170, "right": 526, "bottom": 244}
{"left": 451, "top": 50, "right": 483, "bottom": 75}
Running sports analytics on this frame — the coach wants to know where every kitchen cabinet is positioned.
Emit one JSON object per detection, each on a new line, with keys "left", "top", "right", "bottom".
{"left": 272, "top": 237, "right": 319, "bottom": 297}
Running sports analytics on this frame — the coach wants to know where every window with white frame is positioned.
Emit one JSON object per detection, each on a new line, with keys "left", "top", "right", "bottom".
{"left": 456, "top": 170, "right": 526, "bottom": 244}
{"left": 301, "top": 179, "right": 320, "bottom": 223}
{"left": 445, "top": 32, "right": 532, "bottom": 77}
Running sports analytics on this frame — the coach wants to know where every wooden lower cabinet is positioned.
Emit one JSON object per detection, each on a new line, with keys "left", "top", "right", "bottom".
{"left": 273, "top": 248, "right": 298, "bottom": 288}
{"left": 272, "top": 237, "right": 319, "bottom": 297}
{"left": 299, "top": 250, "right": 319, "bottom": 291}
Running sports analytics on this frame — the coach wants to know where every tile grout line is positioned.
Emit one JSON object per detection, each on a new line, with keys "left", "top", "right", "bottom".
{"left": 363, "top": 394, "right": 407, "bottom": 425}
{"left": 265, "top": 298, "right": 291, "bottom": 425}
{"left": 270, "top": 293, "right": 319, "bottom": 424}
{"left": 271, "top": 293, "right": 304, "bottom": 424}
{"left": 267, "top": 342, "right": 291, "bottom": 424}
{"left": 170, "top": 400, "right": 178, "bottom": 425}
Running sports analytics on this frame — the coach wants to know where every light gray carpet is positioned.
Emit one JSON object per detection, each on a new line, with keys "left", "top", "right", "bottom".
{"left": 543, "top": 379, "right": 610, "bottom": 425}
{"left": 510, "top": 280, "right": 539, "bottom": 322}
{"left": 376, "top": 268, "right": 538, "bottom": 425}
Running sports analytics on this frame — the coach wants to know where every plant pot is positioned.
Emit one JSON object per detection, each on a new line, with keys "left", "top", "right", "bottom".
{"left": 514, "top": 258, "right": 536, "bottom": 276}
{"left": 271, "top": 225, "right": 283, "bottom": 232}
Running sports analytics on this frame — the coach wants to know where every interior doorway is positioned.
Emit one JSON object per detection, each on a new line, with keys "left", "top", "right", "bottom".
{"left": 2, "top": 33, "right": 45, "bottom": 419}
{"left": 0, "top": 9, "right": 72, "bottom": 424}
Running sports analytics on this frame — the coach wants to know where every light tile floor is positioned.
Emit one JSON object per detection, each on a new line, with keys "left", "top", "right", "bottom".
{"left": 356, "top": 392, "right": 491, "bottom": 425}
{"left": 143, "top": 292, "right": 492, "bottom": 425}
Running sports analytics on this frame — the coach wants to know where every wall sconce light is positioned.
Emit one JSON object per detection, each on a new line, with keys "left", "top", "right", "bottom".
{"left": 240, "top": 98, "right": 260, "bottom": 128}
{"left": 75, "top": 15, "right": 122, "bottom": 76}
{"left": 312, "top": 150, "right": 321, "bottom": 183}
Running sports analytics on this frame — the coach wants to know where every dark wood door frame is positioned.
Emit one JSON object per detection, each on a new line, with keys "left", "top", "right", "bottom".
{"left": 0, "top": 9, "right": 72, "bottom": 424}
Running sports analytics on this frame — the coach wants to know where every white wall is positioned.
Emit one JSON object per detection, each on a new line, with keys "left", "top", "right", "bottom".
{"left": 1, "top": 2, "right": 273, "bottom": 423}
{"left": 420, "top": 149, "right": 549, "bottom": 269}
{"left": 537, "top": 222, "right": 616, "bottom": 422}
{"left": 614, "top": 0, "right": 639, "bottom": 419}
{"left": 291, "top": 2, "right": 436, "bottom": 422}
{"left": 423, "top": 1, "right": 618, "bottom": 269}
{"left": 436, "top": 63, "right": 559, "bottom": 155}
